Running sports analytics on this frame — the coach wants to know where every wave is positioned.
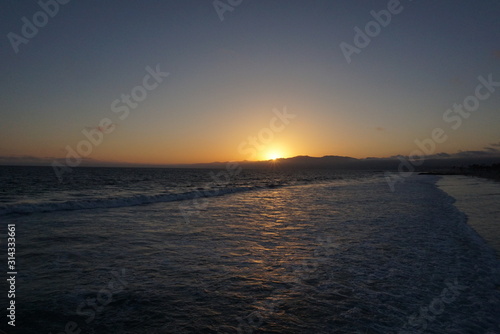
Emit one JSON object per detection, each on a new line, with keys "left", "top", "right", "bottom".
{"left": 0, "top": 185, "right": 278, "bottom": 216}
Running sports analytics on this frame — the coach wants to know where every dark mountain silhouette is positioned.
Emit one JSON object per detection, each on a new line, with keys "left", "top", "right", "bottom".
{"left": 172, "top": 155, "right": 500, "bottom": 170}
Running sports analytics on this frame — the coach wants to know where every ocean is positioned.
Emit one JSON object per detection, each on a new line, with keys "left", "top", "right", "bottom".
{"left": 0, "top": 166, "right": 499, "bottom": 333}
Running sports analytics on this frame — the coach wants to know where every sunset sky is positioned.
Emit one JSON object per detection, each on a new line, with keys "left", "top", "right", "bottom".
{"left": 1, "top": 0, "right": 499, "bottom": 165}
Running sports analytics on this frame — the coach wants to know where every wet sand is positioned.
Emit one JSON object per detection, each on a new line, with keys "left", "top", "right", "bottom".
{"left": 437, "top": 175, "right": 500, "bottom": 257}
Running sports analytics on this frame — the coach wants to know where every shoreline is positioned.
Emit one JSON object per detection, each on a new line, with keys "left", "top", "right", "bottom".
{"left": 436, "top": 175, "right": 500, "bottom": 259}
{"left": 419, "top": 168, "right": 500, "bottom": 183}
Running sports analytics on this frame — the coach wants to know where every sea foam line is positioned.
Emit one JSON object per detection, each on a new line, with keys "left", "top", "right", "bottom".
{"left": 0, "top": 186, "right": 269, "bottom": 216}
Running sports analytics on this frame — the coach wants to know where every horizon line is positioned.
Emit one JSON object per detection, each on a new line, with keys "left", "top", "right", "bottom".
{"left": 2, "top": 152, "right": 500, "bottom": 168}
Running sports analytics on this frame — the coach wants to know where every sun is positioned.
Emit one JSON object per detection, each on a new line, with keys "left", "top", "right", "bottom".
{"left": 262, "top": 145, "right": 288, "bottom": 161}
{"left": 266, "top": 152, "right": 282, "bottom": 160}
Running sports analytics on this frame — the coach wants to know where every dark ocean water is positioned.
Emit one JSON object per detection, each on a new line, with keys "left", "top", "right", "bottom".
{"left": 0, "top": 166, "right": 371, "bottom": 216}
{"left": 0, "top": 167, "right": 499, "bottom": 333}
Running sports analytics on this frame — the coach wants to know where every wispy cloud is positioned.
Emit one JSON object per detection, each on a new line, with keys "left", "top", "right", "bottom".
{"left": 489, "top": 141, "right": 500, "bottom": 148}
{"left": 473, "top": 141, "right": 500, "bottom": 155}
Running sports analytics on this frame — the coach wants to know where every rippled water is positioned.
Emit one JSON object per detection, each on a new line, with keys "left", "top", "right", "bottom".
{"left": 0, "top": 166, "right": 369, "bottom": 215}
{"left": 1, "top": 169, "right": 499, "bottom": 333}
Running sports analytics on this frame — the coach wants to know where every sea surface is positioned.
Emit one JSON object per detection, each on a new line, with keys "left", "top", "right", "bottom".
{"left": 0, "top": 166, "right": 499, "bottom": 334}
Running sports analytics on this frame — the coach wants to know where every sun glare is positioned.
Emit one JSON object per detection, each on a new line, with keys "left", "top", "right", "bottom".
{"left": 267, "top": 152, "right": 282, "bottom": 160}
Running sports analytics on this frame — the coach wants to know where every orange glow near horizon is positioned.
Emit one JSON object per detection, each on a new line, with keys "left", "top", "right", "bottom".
{"left": 259, "top": 143, "right": 291, "bottom": 161}
{"left": 266, "top": 152, "right": 281, "bottom": 161}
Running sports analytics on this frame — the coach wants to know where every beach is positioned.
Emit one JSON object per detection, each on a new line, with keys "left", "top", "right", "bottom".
{"left": 1, "top": 167, "right": 499, "bottom": 333}
{"left": 438, "top": 175, "right": 500, "bottom": 258}
{"left": 3, "top": 1, "right": 500, "bottom": 332}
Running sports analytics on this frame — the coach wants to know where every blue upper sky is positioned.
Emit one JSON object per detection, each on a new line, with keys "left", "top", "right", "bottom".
{"left": 1, "top": 0, "right": 499, "bottom": 164}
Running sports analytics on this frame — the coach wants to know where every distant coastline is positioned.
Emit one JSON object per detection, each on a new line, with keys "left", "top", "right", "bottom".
{"left": 420, "top": 164, "right": 500, "bottom": 182}
{"left": 2, "top": 155, "right": 500, "bottom": 174}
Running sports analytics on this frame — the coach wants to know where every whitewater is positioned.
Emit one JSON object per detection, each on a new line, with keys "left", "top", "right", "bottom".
{"left": 0, "top": 168, "right": 499, "bottom": 333}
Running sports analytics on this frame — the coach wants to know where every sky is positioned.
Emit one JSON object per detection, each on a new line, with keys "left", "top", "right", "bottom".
{"left": 1, "top": 0, "right": 499, "bottom": 165}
